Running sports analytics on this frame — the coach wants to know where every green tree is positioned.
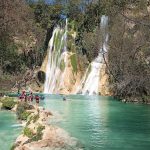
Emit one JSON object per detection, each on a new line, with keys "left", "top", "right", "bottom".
{"left": 107, "top": 0, "right": 150, "bottom": 102}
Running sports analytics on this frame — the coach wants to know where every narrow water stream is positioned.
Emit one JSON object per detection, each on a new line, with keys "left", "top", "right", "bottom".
{"left": 0, "top": 110, "right": 22, "bottom": 150}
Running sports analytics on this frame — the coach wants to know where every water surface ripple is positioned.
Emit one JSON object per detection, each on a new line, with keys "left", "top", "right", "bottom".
{"left": 42, "top": 95, "right": 150, "bottom": 150}
{"left": 0, "top": 111, "right": 22, "bottom": 150}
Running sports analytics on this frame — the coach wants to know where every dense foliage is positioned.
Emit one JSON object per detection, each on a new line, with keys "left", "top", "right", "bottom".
{"left": 106, "top": 0, "right": 150, "bottom": 102}
{"left": 0, "top": 97, "right": 17, "bottom": 110}
{"left": 0, "top": 0, "right": 150, "bottom": 102}
{"left": 0, "top": 0, "right": 45, "bottom": 75}
{"left": 16, "top": 102, "right": 34, "bottom": 120}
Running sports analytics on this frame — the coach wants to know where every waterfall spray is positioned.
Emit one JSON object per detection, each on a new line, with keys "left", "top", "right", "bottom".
{"left": 76, "top": 15, "right": 109, "bottom": 95}
{"left": 44, "top": 19, "right": 68, "bottom": 94}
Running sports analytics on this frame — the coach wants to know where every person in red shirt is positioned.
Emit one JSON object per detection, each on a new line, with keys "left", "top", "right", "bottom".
{"left": 35, "top": 95, "right": 40, "bottom": 105}
{"left": 30, "top": 92, "right": 34, "bottom": 102}
{"left": 28, "top": 92, "right": 33, "bottom": 103}
{"left": 19, "top": 90, "right": 26, "bottom": 102}
{"left": 19, "top": 95, "right": 24, "bottom": 101}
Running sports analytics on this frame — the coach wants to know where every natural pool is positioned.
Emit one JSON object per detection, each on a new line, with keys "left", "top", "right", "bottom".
{"left": 1, "top": 94, "right": 150, "bottom": 150}
{"left": 41, "top": 94, "right": 150, "bottom": 150}
{"left": 0, "top": 110, "right": 22, "bottom": 150}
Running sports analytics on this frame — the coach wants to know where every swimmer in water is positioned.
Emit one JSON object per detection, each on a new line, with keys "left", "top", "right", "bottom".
{"left": 63, "top": 96, "right": 66, "bottom": 101}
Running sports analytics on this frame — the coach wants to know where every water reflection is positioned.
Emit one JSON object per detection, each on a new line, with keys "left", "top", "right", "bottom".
{"left": 0, "top": 111, "right": 22, "bottom": 150}
{"left": 41, "top": 95, "right": 150, "bottom": 150}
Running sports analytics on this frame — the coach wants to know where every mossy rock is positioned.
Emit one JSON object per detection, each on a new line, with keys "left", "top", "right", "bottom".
{"left": 10, "top": 145, "right": 15, "bottom": 150}
{"left": 27, "top": 113, "right": 39, "bottom": 125}
{"left": 16, "top": 102, "right": 34, "bottom": 120}
{"left": 24, "top": 125, "right": 45, "bottom": 142}
{"left": 31, "top": 125, "right": 45, "bottom": 141}
{"left": 60, "top": 59, "right": 65, "bottom": 71}
{"left": 17, "top": 102, "right": 34, "bottom": 111}
{"left": 10, "top": 144, "right": 18, "bottom": 150}
{"left": 23, "top": 127, "right": 34, "bottom": 138}
{"left": 0, "top": 97, "right": 17, "bottom": 110}
{"left": 142, "top": 95, "right": 150, "bottom": 103}
{"left": 70, "top": 54, "right": 77, "bottom": 73}
{"left": 32, "top": 114, "right": 40, "bottom": 123}
{"left": 19, "top": 111, "right": 32, "bottom": 120}
{"left": 67, "top": 35, "right": 76, "bottom": 53}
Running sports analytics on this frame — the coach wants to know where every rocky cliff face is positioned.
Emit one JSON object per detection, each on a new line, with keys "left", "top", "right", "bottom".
{"left": 34, "top": 51, "right": 111, "bottom": 96}
{"left": 25, "top": 23, "right": 111, "bottom": 96}
{"left": 37, "top": 52, "right": 88, "bottom": 94}
{"left": 99, "top": 64, "right": 111, "bottom": 96}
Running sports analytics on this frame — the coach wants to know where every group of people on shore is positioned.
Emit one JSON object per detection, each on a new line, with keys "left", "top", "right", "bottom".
{"left": 19, "top": 91, "right": 67, "bottom": 105}
{"left": 19, "top": 91, "right": 40, "bottom": 104}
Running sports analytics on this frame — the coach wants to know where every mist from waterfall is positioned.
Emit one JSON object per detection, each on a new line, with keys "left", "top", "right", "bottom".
{"left": 76, "top": 15, "right": 109, "bottom": 95}
{"left": 44, "top": 19, "right": 68, "bottom": 94}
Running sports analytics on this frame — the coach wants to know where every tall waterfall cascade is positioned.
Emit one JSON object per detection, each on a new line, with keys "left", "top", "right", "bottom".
{"left": 76, "top": 15, "right": 109, "bottom": 95}
{"left": 44, "top": 19, "right": 68, "bottom": 94}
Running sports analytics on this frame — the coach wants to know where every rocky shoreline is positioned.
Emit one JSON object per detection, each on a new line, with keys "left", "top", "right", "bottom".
{"left": 0, "top": 97, "right": 83, "bottom": 150}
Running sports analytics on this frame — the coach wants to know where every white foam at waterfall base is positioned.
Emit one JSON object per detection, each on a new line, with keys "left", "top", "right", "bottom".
{"left": 82, "top": 55, "right": 103, "bottom": 95}
{"left": 76, "top": 15, "right": 108, "bottom": 95}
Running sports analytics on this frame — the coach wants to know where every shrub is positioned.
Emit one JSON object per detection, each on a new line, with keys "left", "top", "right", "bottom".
{"left": 37, "top": 125, "right": 45, "bottom": 133}
{"left": 0, "top": 97, "right": 17, "bottom": 110}
{"left": 26, "top": 115, "right": 33, "bottom": 126}
{"left": 23, "top": 127, "right": 34, "bottom": 138}
{"left": 17, "top": 102, "right": 34, "bottom": 110}
{"left": 10, "top": 144, "right": 17, "bottom": 150}
{"left": 19, "top": 111, "right": 31, "bottom": 120}
{"left": 70, "top": 54, "right": 77, "bottom": 73}
{"left": 32, "top": 114, "right": 39, "bottom": 123}
{"left": 16, "top": 102, "right": 34, "bottom": 120}
{"left": 26, "top": 113, "right": 39, "bottom": 126}
{"left": 60, "top": 59, "right": 65, "bottom": 71}
{"left": 31, "top": 125, "right": 45, "bottom": 141}
{"left": 23, "top": 125, "right": 45, "bottom": 142}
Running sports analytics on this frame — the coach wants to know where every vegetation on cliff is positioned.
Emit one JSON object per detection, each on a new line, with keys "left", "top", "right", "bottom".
{"left": 0, "top": 0, "right": 150, "bottom": 102}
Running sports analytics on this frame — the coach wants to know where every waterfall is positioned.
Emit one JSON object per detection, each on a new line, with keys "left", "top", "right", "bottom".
{"left": 44, "top": 19, "right": 68, "bottom": 94}
{"left": 76, "top": 15, "right": 109, "bottom": 95}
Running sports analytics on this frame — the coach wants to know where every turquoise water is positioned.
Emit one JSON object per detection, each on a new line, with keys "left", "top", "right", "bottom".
{"left": 0, "top": 111, "right": 22, "bottom": 150}
{"left": 41, "top": 95, "right": 150, "bottom": 150}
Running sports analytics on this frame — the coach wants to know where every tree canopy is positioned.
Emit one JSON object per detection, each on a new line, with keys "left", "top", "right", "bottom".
{"left": 0, "top": 0, "right": 150, "bottom": 101}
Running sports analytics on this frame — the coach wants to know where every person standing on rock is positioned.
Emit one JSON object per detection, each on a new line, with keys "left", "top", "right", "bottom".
{"left": 24, "top": 92, "right": 27, "bottom": 102}
{"left": 28, "top": 91, "right": 33, "bottom": 103}
{"left": 35, "top": 95, "right": 40, "bottom": 107}
{"left": 16, "top": 81, "right": 21, "bottom": 95}
{"left": 19, "top": 90, "right": 25, "bottom": 102}
{"left": 63, "top": 96, "right": 66, "bottom": 101}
